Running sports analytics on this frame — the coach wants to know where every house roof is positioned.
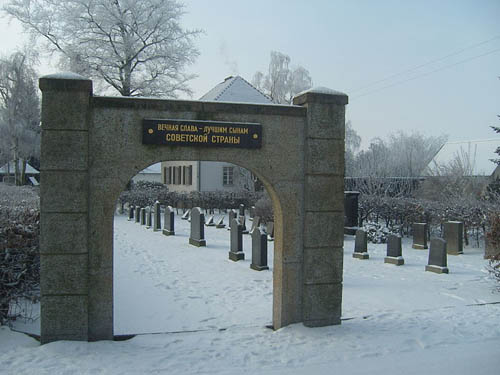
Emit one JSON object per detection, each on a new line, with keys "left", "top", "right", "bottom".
{"left": 0, "top": 161, "right": 39, "bottom": 175}
{"left": 199, "top": 76, "right": 272, "bottom": 104}
{"left": 426, "top": 138, "right": 500, "bottom": 176}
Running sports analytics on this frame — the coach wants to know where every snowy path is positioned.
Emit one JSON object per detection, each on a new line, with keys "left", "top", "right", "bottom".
{"left": 2, "top": 212, "right": 500, "bottom": 374}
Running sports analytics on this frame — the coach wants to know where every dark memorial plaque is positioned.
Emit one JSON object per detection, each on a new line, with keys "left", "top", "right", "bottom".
{"left": 143, "top": 119, "right": 262, "bottom": 149}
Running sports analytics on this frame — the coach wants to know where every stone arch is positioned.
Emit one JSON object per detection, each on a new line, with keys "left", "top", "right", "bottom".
{"left": 39, "top": 74, "right": 347, "bottom": 343}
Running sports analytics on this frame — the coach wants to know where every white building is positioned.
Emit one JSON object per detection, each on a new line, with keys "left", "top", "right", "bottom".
{"left": 160, "top": 76, "right": 272, "bottom": 192}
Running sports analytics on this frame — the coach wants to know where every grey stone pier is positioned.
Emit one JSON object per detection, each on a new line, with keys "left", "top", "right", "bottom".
{"left": 39, "top": 74, "right": 347, "bottom": 343}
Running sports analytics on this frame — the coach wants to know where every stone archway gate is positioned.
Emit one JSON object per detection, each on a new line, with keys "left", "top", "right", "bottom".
{"left": 39, "top": 73, "right": 348, "bottom": 343}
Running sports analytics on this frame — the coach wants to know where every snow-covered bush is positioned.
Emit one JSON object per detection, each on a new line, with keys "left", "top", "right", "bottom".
{"left": 486, "top": 213, "right": 500, "bottom": 288}
{"left": 254, "top": 193, "right": 274, "bottom": 223}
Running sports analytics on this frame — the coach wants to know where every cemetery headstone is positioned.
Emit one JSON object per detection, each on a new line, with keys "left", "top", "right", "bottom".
{"left": 227, "top": 210, "right": 237, "bottom": 231}
{"left": 250, "top": 227, "right": 269, "bottom": 271}
{"left": 353, "top": 229, "right": 369, "bottom": 259}
{"left": 239, "top": 215, "right": 249, "bottom": 234}
{"left": 205, "top": 215, "right": 215, "bottom": 227}
{"left": 189, "top": 207, "right": 206, "bottom": 247}
{"left": 266, "top": 221, "right": 275, "bottom": 241}
{"left": 444, "top": 221, "right": 463, "bottom": 255}
{"left": 181, "top": 209, "right": 190, "bottom": 220}
{"left": 250, "top": 216, "right": 261, "bottom": 234}
{"left": 163, "top": 206, "right": 175, "bottom": 236}
{"left": 344, "top": 191, "right": 360, "bottom": 235}
{"left": 239, "top": 203, "right": 245, "bottom": 217}
{"left": 145, "top": 206, "right": 152, "bottom": 229}
{"left": 229, "top": 218, "right": 245, "bottom": 261}
{"left": 249, "top": 206, "right": 256, "bottom": 221}
{"left": 128, "top": 205, "right": 134, "bottom": 221}
{"left": 215, "top": 216, "right": 226, "bottom": 229}
{"left": 140, "top": 208, "right": 146, "bottom": 226}
{"left": 384, "top": 234, "right": 404, "bottom": 265}
{"left": 425, "top": 238, "right": 449, "bottom": 274}
{"left": 412, "top": 223, "right": 428, "bottom": 249}
{"left": 153, "top": 201, "right": 161, "bottom": 231}
{"left": 135, "top": 206, "right": 141, "bottom": 223}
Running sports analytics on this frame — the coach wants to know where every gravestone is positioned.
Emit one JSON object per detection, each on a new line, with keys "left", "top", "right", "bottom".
{"left": 384, "top": 234, "right": 404, "bottom": 265}
{"left": 412, "top": 223, "right": 428, "bottom": 249}
{"left": 239, "top": 203, "right": 245, "bottom": 217}
{"left": 353, "top": 229, "right": 369, "bottom": 259}
{"left": 215, "top": 216, "right": 226, "bottom": 229}
{"left": 249, "top": 206, "right": 256, "bottom": 221}
{"left": 250, "top": 227, "right": 269, "bottom": 271}
{"left": 205, "top": 215, "right": 215, "bottom": 227}
{"left": 344, "top": 191, "right": 360, "bottom": 235}
{"left": 250, "top": 216, "right": 261, "bottom": 233}
{"left": 227, "top": 210, "right": 237, "bottom": 230}
{"left": 189, "top": 207, "right": 206, "bottom": 246}
{"left": 163, "top": 206, "right": 175, "bottom": 236}
{"left": 266, "top": 221, "right": 275, "bottom": 241}
{"left": 145, "top": 206, "right": 152, "bottom": 229}
{"left": 239, "top": 215, "right": 249, "bottom": 234}
{"left": 140, "top": 208, "right": 146, "bottom": 226}
{"left": 444, "top": 221, "right": 463, "bottom": 255}
{"left": 425, "top": 238, "right": 449, "bottom": 274}
{"left": 181, "top": 210, "right": 190, "bottom": 220}
{"left": 153, "top": 201, "right": 161, "bottom": 231}
{"left": 135, "top": 206, "right": 141, "bottom": 223}
{"left": 229, "top": 218, "right": 245, "bottom": 261}
{"left": 128, "top": 205, "right": 134, "bottom": 221}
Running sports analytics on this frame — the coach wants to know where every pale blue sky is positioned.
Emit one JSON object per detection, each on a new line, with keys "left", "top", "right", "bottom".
{"left": 0, "top": 0, "right": 499, "bottom": 148}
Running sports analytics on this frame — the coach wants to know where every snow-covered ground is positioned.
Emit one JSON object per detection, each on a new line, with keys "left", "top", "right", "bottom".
{"left": 2, "top": 212, "right": 500, "bottom": 374}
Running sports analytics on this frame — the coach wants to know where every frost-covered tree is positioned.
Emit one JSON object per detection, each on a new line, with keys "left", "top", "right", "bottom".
{"left": 3, "top": 0, "right": 200, "bottom": 97}
{"left": 345, "top": 121, "right": 361, "bottom": 177}
{"left": 0, "top": 51, "right": 40, "bottom": 185}
{"left": 252, "top": 51, "right": 312, "bottom": 104}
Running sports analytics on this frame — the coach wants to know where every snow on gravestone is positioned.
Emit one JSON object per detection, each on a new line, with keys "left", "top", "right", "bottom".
{"left": 145, "top": 207, "right": 152, "bottom": 229}
{"left": 215, "top": 216, "right": 226, "bottom": 229}
{"left": 140, "top": 208, "right": 146, "bottom": 226}
{"left": 128, "top": 205, "right": 134, "bottom": 221}
{"left": 153, "top": 201, "right": 161, "bottom": 231}
{"left": 227, "top": 210, "right": 237, "bottom": 231}
{"left": 135, "top": 207, "right": 141, "bottom": 223}
{"left": 250, "top": 226, "right": 269, "bottom": 271}
{"left": 189, "top": 207, "right": 206, "bottom": 247}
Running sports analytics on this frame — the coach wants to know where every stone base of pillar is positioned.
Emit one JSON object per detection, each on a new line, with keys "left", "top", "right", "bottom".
{"left": 384, "top": 256, "right": 404, "bottom": 265}
{"left": 412, "top": 244, "right": 428, "bottom": 249}
{"left": 425, "top": 265, "right": 449, "bottom": 274}
{"left": 250, "top": 263, "right": 269, "bottom": 271}
{"left": 189, "top": 238, "right": 206, "bottom": 247}
{"left": 162, "top": 229, "right": 175, "bottom": 236}
{"left": 353, "top": 252, "right": 369, "bottom": 260}
{"left": 228, "top": 251, "right": 245, "bottom": 261}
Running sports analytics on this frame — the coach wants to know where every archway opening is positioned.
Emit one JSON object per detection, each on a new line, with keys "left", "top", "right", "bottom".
{"left": 112, "top": 160, "right": 281, "bottom": 336}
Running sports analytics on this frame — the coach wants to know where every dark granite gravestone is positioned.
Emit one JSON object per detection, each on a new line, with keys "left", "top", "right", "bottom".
{"left": 250, "top": 216, "right": 261, "bottom": 233}
{"left": 266, "top": 221, "right": 275, "bottom": 241}
{"left": 412, "top": 223, "right": 428, "bottom": 249}
{"left": 353, "top": 229, "right": 369, "bottom": 259}
{"left": 344, "top": 191, "right": 360, "bottom": 235}
{"left": 181, "top": 210, "right": 190, "bottom": 220}
{"left": 205, "top": 215, "right": 215, "bottom": 227}
{"left": 215, "top": 216, "right": 226, "bottom": 229}
{"left": 239, "top": 203, "right": 245, "bottom": 217}
{"left": 140, "top": 208, "right": 146, "bottom": 226}
{"left": 249, "top": 206, "right": 256, "bottom": 221}
{"left": 250, "top": 227, "right": 269, "bottom": 271}
{"left": 153, "top": 201, "right": 161, "bottom": 231}
{"left": 384, "top": 234, "right": 404, "bottom": 265}
{"left": 145, "top": 206, "right": 152, "bottom": 229}
{"left": 189, "top": 207, "right": 206, "bottom": 247}
{"left": 135, "top": 206, "right": 141, "bottom": 223}
{"left": 128, "top": 205, "right": 135, "bottom": 221}
{"left": 227, "top": 210, "right": 237, "bottom": 231}
{"left": 444, "top": 221, "right": 463, "bottom": 255}
{"left": 229, "top": 218, "right": 245, "bottom": 261}
{"left": 239, "top": 215, "right": 249, "bottom": 234}
{"left": 162, "top": 206, "right": 175, "bottom": 236}
{"left": 425, "top": 238, "right": 449, "bottom": 274}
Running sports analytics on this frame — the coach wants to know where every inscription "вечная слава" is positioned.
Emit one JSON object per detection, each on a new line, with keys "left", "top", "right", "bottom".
{"left": 142, "top": 119, "right": 262, "bottom": 149}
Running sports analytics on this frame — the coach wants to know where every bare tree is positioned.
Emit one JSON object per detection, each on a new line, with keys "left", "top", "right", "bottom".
{"left": 3, "top": 0, "right": 201, "bottom": 97}
{"left": 252, "top": 51, "right": 312, "bottom": 104}
{"left": 345, "top": 120, "right": 361, "bottom": 177}
{"left": 0, "top": 51, "right": 40, "bottom": 185}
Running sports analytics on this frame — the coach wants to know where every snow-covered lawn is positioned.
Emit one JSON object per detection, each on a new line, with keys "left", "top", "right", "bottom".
{"left": 2, "top": 212, "right": 500, "bottom": 374}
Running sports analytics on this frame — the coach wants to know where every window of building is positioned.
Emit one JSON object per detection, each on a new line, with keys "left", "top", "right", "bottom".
{"left": 187, "top": 165, "right": 193, "bottom": 185}
{"left": 223, "top": 166, "right": 233, "bottom": 186}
